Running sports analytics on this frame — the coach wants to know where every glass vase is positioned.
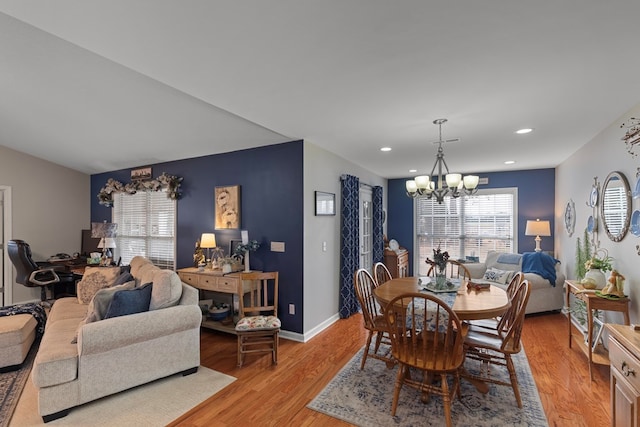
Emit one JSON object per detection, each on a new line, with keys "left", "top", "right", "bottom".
{"left": 435, "top": 273, "right": 447, "bottom": 290}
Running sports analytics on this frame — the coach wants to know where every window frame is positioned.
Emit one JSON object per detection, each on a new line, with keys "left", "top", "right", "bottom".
{"left": 413, "top": 187, "right": 518, "bottom": 276}
{"left": 112, "top": 190, "right": 177, "bottom": 269}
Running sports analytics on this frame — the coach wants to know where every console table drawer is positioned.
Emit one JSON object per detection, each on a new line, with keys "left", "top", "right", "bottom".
{"left": 610, "top": 336, "right": 640, "bottom": 391}
{"left": 198, "top": 275, "right": 217, "bottom": 288}
{"left": 217, "top": 277, "right": 239, "bottom": 293}
{"left": 178, "top": 273, "right": 199, "bottom": 287}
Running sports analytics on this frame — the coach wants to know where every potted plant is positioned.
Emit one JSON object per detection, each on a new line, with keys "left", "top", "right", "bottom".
{"left": 219, "top": 257, "right": 236, "bottom": 274}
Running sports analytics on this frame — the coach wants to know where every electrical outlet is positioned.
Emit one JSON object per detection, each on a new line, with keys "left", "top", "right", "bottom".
{"left": 289, "top": 304, "right": 295, "bottom": 315}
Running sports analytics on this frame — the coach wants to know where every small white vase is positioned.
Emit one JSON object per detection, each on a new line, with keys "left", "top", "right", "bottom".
{"left": 244, "top": 251, "right": 250, "bottom": 272}
{"left": 584, "top": 269, "right": 606, "bottom": 289}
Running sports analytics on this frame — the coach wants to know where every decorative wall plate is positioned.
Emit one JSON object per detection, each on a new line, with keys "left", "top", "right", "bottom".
{"left": 589, "top": 186, "right": 598, "bottom": 207}
{"left": 587, "top": 215, "right": 596, "bottom": 233}
{"left": 634, "top": 175, "right": 640, "bottom": 199}
{"left": 564, "top": 199, "right": 576, "bottom": 236}
{"left": 632, "top": 210, "right": 640, "bottom": 237}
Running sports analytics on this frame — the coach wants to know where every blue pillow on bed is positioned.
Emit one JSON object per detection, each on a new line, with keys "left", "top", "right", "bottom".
{"left": 104, "top": 282, "right": 152, "bottom": 319}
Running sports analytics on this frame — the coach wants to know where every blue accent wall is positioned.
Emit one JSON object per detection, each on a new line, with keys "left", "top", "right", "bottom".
{"left": 91, "top": 140, "right": 305, "bottom": 333}
{"left": 387, "top": 168, "right": 556, "bottom": 275}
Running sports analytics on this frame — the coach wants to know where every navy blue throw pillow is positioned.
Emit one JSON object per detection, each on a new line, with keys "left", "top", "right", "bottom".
{"left": 113, "top": 271, "right": 134, "bottom": 285}
{"left": 104, "top": 282, "right": 153, "bottom": 319}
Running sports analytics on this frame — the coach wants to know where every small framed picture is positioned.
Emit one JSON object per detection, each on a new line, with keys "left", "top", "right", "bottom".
{"left": 315, "top": 191, "right": 336, "bottom": 216}
{"left": 229, "top": 239, "right": 243, "bottom": 258}
{"left": 215, "top": 185, "right": 241, "bottom": 229}
{"left": 131, "top": 167, "right": 152, "bottom": 181}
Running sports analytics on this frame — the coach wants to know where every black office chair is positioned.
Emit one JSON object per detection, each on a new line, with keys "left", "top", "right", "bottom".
{"left": 7, "top": 239, "right": 76, "bottom": 301}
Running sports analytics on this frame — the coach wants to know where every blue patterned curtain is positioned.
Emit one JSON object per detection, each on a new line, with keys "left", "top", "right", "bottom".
{"left": 340, "top": 174, "right": 360, "bottom": 318}
{"left": 372, "top": 186, "right": 384, "bottom": 264}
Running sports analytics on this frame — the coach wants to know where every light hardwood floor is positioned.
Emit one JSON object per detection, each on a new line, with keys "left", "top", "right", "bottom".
{"left": 169, "top": 312, "right": 609, "bottom": 427}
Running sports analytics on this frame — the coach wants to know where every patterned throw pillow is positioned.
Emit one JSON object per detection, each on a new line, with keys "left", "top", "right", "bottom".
{"left": 482, "top": 267, "right": 513, "bottom": 285}
{"left": 76, "top": 266, "right": 121, "bottom": 304}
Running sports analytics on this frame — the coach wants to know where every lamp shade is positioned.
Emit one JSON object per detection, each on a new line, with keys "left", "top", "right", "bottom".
{"left": 200, "top": 233, "right": 217, "bottom": 248}
{"left": 97, "top": 237, "right": 116, "bottom": 249}
{"left": 525, "top": 220, "right": 551, "bottom": 237}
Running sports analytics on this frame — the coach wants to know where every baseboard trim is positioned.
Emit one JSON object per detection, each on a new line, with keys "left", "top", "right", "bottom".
{"left": 280, "top": 313, "right": 340, "bottom": 343}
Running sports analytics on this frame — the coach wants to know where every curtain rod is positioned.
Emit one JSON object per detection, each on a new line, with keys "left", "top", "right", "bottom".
{"left": 340, "top": 174, "right": 374, "bottom": 189}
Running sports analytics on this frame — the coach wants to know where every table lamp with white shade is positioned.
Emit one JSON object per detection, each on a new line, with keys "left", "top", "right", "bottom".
{"left": 525, "top": 219, "right": 551, "bottom": 252}
{"left": 200, "top": 233, "right": 217, "bottom": 269}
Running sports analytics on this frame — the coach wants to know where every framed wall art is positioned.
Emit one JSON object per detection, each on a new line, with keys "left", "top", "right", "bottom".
{"left": 215, "top": 185, "right": 241, "bottom": 229}
{"left": 315, "top": 191, "right": 336, "bottom": 216}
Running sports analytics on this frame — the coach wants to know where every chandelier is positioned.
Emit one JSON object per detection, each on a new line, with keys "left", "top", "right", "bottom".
{"left": 406, "top": 118, "right": 479, "bottom": 203}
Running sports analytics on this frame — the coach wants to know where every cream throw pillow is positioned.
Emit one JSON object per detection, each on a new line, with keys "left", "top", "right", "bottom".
{"left": 76, "top": 266, "right": 121, "bottom": 304}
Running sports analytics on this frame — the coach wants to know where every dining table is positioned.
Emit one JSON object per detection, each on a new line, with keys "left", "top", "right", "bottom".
{"left": 373, "top": 276, "right": 510, "bottom": 321}
{"left": 373, "top": 276, "right": 511, "bottom": 394}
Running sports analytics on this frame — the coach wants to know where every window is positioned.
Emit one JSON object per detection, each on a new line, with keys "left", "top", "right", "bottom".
{"left": 415, "top": 188, "right": 517, "bottom": 275}
{"left": 112, "top": 191, "right": 177, "bottom": 269}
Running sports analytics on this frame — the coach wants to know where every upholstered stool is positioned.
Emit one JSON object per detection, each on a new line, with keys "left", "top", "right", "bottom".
{"left": 0, "top": 314, "right": 37, "bottom": 371}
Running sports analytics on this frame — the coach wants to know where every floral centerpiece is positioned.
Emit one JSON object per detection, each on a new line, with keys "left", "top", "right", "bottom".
{"left": 426, "top": 246, "right": 449, "bottom": 274}
{"left": 582, "top": 249, "right": 613, "bottom": 289}
{"left": 584, "top": 252, "right": 613, "bottom": 272}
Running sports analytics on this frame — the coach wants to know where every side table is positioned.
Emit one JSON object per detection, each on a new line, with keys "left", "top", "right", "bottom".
{"left": 565, "top": 279, "right": 630, "bottom": 380}
{"left": 177, "top": 268, "right": 255, "bottom": 335}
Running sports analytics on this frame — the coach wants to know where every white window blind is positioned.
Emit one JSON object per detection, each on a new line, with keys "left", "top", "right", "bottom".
{"left": 415, "top": 188, "right": 517, "bottom": 275}
{"left": 602, "top": 185, "right": 627, "bottom": 235}
{"left": 112, "top": 191, "right": 176, "bottom": 269}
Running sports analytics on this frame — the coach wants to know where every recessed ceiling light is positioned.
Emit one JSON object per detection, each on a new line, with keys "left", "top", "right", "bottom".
{"left": 504, "top": 160, "right": 516, "bottom": 165}
{"left": 409, "top": 169, "right": 417, "bottom": 173}
{"left": 380, "top": 147, "right": 392, "bottom": 152}
{"left": 515, "top": 128, "right": 533, "bottom": 134}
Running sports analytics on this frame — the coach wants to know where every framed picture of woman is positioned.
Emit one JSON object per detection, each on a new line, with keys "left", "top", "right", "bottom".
{"left": 215, "top": 185, "right": 241, "bottom": 229}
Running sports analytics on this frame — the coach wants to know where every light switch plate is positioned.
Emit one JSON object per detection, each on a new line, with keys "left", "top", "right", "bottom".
{"left": 271, "top": 241, "right": 285, "bottom": 252}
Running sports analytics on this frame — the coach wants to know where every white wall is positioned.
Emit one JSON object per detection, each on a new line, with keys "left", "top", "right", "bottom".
{"left": 556, "top": 102, "right": 640, "bottom": 325}
{"left": 302, "top": 141, "right": 386, "bottom": 339}
{"left": 0, "top": 145, "right": 89, "bottom": 304}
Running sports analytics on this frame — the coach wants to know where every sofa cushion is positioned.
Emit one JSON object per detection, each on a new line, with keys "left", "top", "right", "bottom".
{"left": 86, "top": 280, "right": 137, "bottom": 323}
{"left": 483, "top": 267, "right": 513, "bottom": 285}
{"left": 104, "top": 283, "right": 153, "bottom": 319}
{"left": 149, "top": 270, "right": 183, "bottom": 310}
{"left": 76, "top": 266, "right": 122, "bottom": 304}
{"left": 33, "top": 318, "right": 80, "bottom": 388}
{"left": 136, "top": 263, "right": 158, "bottom": 287}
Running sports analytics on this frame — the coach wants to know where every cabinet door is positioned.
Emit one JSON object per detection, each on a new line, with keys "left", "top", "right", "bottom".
{"left": 612, "top": 369, "right": 639, "bottom": 426}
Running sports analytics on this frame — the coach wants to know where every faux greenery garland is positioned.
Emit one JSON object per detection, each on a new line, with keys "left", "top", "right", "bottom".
{"left": 97, "top": 172, "right": 183, "bottom": 207}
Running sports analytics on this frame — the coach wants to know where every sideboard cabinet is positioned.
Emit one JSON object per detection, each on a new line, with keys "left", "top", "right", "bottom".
{"left": 383, "top": 248, "right": 409, "bottom": 278}
{"left": 607, "top": 324, "right": 640, "bottom": 426}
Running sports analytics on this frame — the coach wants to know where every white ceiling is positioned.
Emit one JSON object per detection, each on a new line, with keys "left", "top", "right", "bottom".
{"left": 1, "top": 1, "right": 640, "bottom": 178}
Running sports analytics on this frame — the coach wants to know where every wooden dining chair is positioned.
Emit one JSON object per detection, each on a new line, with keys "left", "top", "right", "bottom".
{"left": 353, "top": 268, "right": 393, "bottom": 369}
{"left": 373, "top": 262, "right": 393, "bottom": 287}
{"left": 235, "top": 272, "right": 281, "bottom": 367}
{"left": 384, "top": 292, "right": 466, "bottom": 427}
{"left": 462, "top": 279, "right": 531, "bottom": 408}
{"left": 426, "top": 259, "right": 471, "bottom": 281}
{"left": 468, "top": 271, "right": 524, "bottom": 332}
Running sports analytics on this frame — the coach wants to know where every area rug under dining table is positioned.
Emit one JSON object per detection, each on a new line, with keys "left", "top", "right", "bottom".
{"left": 308, "top": 344, "right": 548, "bottom": 427}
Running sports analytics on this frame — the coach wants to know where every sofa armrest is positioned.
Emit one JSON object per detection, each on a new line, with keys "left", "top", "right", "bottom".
{"left": 77, "top": 304, "right": 202, "bottom": 356}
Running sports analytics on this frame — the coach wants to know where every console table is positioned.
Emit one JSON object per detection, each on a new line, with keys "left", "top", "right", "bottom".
{"left": 177, "top": 268, "right": 255, "bottom": 335}
{"left": 565, "top": 279, "right": 630, "bottom": 380}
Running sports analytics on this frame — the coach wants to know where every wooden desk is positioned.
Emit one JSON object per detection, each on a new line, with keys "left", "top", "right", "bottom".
{"left": 373, "top": 277, "right": 510, "bottom": 321}
{"left": 565, "top": 279, "right": 630, "bottom": 380}
{"left": 177, "top": 268, "right": 257, "bottom": 335}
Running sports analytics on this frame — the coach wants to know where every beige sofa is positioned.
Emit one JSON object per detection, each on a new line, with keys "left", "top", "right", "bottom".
{"left": 33, "top": 256, "right": 202, "bottom": 422}
{"left": 465, "top": 251, "right": 565, "bottom": 314}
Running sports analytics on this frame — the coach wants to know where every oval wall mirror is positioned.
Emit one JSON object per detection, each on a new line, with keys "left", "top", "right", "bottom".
{"left": 600, "top": 171, "right": 631, "bottom": 242}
